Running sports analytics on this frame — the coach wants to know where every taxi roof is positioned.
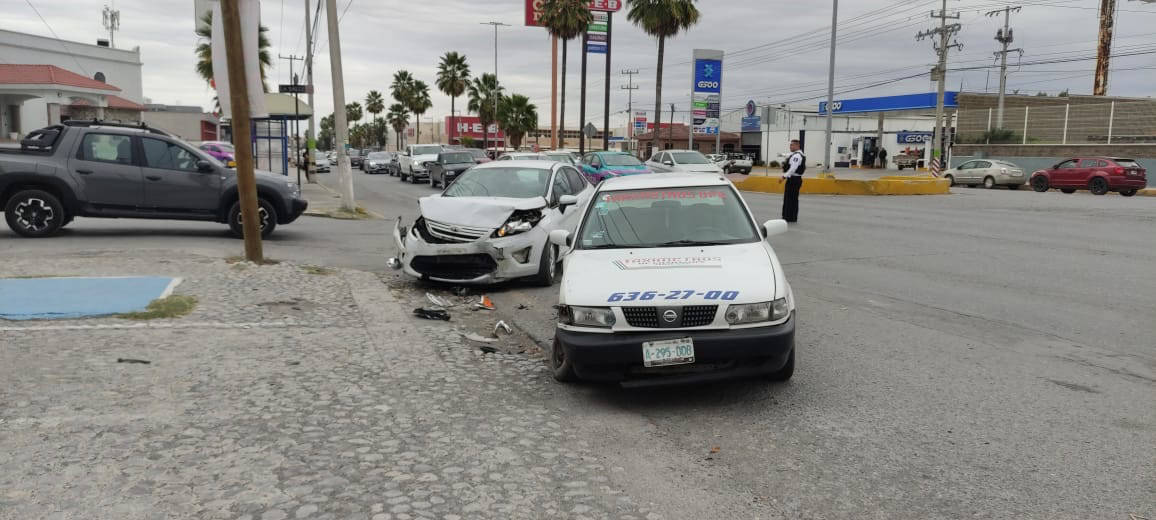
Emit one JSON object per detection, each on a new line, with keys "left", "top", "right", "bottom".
{"left": 597, "top": 172, "right": 730, "bottom": 191}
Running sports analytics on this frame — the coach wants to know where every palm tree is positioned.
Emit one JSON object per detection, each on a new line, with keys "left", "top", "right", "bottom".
{"left": 539, "top": 0, "right": 591, "bottom": 148}
{"left": 408, "top": 80, "right": 433, "bottom": 145}
{"left": 626, "top": 0, "right": 700, "bottom": 150}
{"left": 467, "top": 73, "right": 504, "bottom": 153}
{"left": 194, "top": 11, "right": 273, "bottom": 93}
{"left": 318, "top": 114, "right": 335, "bottom": 150}
{"left": 436, "top": 52, "right": 471, "bottom": 145}
{"left": 386, "top": 103, "right": 410, "bottom": 152}
{"left": 365, "top": 90, "right": 386, "bottom": 147}
{"left": 499, "top": 94, "right": 539, "bottom": 149}
{"left": 345, "top": 102, "right": 363, "bottom": 126}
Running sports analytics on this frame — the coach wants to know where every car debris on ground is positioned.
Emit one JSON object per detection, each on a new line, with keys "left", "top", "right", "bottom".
{"left": 413, "top": 308, "right": 451, "bottom": 321}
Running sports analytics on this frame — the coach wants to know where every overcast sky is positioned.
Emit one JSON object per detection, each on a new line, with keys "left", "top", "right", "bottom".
{"left": 4, "top": 0, "right": 1153, "bottom": 131}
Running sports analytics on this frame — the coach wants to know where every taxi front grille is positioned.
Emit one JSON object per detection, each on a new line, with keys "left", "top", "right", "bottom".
{"left": 621, "top": 305, "right": 718, "bottom": 328}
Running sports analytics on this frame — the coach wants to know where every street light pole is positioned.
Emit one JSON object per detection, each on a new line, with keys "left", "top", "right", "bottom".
{"left": 481, "top": 21, "right": 509, "bottom": 157}
{"left": 822, "top": 0, "right": 838, "bottom": 176}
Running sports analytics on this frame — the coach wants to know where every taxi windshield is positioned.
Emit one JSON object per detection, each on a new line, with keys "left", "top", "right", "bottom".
{"left": 577, "top": 186, "right": 759, "bottom": 249}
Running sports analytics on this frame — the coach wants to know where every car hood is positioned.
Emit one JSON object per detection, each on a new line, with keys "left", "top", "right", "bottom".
{"left": 560, "top": 243, "right": 776, "bottom": 305}
{"left": 419, "top": 195, "right": 546, "bottom": 227}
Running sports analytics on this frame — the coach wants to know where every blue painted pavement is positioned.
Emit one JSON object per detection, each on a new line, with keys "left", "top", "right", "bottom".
{"left": 0, "top": 277, "right": 179, "bottom": 320}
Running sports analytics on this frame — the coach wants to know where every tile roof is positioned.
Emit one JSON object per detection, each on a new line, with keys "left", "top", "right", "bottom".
{"left": 0, "top": 64, "right": 120, "bottom": 91}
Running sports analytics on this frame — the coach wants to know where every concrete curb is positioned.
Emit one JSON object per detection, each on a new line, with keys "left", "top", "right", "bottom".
{"left": 1137, "top": 188, "right": 1156, "bottom": 197}
{"left": 735, "top": 175, "right": 950, "bottom": 196}
{"left": 304, "top": 182, "right": 385, "bottom": 219}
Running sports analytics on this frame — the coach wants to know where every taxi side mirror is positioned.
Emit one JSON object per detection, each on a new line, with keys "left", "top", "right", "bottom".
{"left": 549, "top": 229, "right": 572, "bottom": 248}
{"left": 763, "top": 219, "right": 788, "bottom": 238}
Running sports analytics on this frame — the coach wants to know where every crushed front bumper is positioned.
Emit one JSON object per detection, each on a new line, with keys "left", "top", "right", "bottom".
{"left": 391, "top": 218, "right": 546, "bottom": 284}
{"left": 555, "top": 315, "right": 796, "bottom": 384}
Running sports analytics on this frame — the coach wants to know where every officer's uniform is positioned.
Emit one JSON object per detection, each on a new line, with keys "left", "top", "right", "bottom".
{"left": 781, "top": 150, "right": 806, "bottom": 222}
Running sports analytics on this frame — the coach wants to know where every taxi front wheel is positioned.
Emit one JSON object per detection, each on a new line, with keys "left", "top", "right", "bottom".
{"left": 549, "top": 332, "right": 578, "bottom": 382}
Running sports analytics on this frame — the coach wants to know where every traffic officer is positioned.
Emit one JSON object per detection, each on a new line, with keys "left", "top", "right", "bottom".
{"left": 781, "top": 139, "right": 806, "bottom": 223}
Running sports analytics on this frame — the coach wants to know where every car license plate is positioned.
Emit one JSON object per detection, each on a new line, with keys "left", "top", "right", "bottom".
{"left": 642, "top": 338, "right": 695, "bottom": 367}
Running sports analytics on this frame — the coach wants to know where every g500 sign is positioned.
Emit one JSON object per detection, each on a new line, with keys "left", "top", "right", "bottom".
{"left": 693, "top": 60, "right": 722, "bottom": 93}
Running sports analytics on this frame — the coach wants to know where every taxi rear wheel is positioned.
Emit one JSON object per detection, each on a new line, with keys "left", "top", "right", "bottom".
{"left": 765, "top": 349, "right": 795, "bottom": 382}
{"left": 550, "top": 332, "right": 578, "bottom": 382}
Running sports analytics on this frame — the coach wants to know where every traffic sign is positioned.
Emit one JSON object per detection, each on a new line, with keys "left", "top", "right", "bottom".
{"left": 584, "top": 122, "right": 598, "bottom": 137}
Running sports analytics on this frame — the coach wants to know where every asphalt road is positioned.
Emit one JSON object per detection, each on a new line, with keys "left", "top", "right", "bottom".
{"left": 4, "top": 169, "right": 1153, "bottom": 517}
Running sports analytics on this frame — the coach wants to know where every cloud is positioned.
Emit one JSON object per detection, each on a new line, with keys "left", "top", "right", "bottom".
{"left": 8, "top": 0, "right": 1152, "bottom": 133}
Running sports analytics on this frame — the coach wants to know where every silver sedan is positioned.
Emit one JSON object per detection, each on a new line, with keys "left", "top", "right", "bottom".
{"left": 946, "top": 159, "right": 1026, "bottom": 189}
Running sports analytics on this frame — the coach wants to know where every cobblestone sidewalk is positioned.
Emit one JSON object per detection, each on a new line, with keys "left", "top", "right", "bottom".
{"left": 0, "top": 254, "right": 657, "bottom": 520}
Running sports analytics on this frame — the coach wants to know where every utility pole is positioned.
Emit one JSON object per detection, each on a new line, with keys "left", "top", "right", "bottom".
{"left": 1093, "top": 0, "right": 1117, "bottom": 95}
{"left": 325, "top": 0, "right": 355, "bottom": 210}
{"left": 304, "top": 0, "right": 316, "bottom": 173}
{"left": 481, "top": 22, "right": 508, "bottom": 156}
{"left": 579, "top": 31, "right": 589, "bottom": 155}
{"left": 916, "top": 0, "right": 962, "bottom": 177}
{"left": 668, "top": 103, "right": 675, "bottom": 149}
{"left": 551, "top": 37, "right": 558, "bottom": 150}
{"left": 987, "top": 6, "right": 1022, "bottom": 128}
{"left": 279, "top": 54, "right": 304, "bottom": 184}
{"left": 822, "top": 0, "right": 838, "bottom": 176}
{"left": 621, "top": 69, "right": 639, "bottom": 152}
{"left": 220, "top": 0, "right": 263, "bottom": 262}
{"left": 102, "top": 4, "right": 120, "bottom": 48}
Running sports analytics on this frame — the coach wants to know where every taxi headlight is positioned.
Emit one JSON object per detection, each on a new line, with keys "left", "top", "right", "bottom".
{"left": 725, "top": 298, "right": 789, "bottom": 325}
{"left": 559, "top": 305, "right": 615, "bottom": 328}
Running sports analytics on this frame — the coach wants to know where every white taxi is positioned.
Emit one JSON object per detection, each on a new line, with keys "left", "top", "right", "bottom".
{"left": 547, "top": 173, "right": 796, "bottom": 385}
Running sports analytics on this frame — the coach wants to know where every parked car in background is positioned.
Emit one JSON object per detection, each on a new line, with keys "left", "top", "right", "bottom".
{"left": 543, "top": 151, "right": 577, "bottom": 165}
{"left": 646, "top": 150, "right": 724, "bottom": 174}
{"left": 546, "top": 173, "right": 795, "bottom": 383}
{"left": 465, "top": 148, "right": 491, "bottom": 164}
{"left": 1030, "top": 157, "right": 1147, "bottom": 196}
{"left": 428, "top": 151, "right": 476, "bottom": 189}
{"left": 348, "top": 148, "right": 363, "bottom": 168}
{"left": 390, "top": 160, "right": 594, "bottom": 286}
{"left": 945, "top": 159, "right": 1025, "bottom": 189}
{"left": 313, "top": 151, "right": 331, "bottom": 173}
{"left": 399, "top": 144, "right": 446, "bottom": 184}
{"left": 497, "top": 152, "right": 550, "bottom": 161}
{"left": 724, "top": 153, "right": 754, "bottom": 174}
{"left": 198, "top": 141, "right": 235, "bottom": 166}
{"left": 0, "top": 122, "right": 306, "bottom": 238}
{"left": 364, "top": 151, "right": 393, "bottom": 174}
{"left": 579, "top": 151, "right": 652, "bottom": 183}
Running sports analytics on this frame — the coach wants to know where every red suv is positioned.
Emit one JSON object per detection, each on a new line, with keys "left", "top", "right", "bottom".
{"left": 1030, "top": 157, "right": 1147, "bottom": 196}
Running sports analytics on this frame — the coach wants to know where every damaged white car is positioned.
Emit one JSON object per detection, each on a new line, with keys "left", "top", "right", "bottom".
{"left": 390, "top": 160, "right": 594, "bottom": 285}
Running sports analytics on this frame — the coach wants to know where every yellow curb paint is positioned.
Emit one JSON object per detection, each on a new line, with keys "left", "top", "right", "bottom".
{"left": 1137, "top": 188, "right": 1156, "bottom": 197}
{"left": 734, "top": 176, "right": 950, "bottom": 196}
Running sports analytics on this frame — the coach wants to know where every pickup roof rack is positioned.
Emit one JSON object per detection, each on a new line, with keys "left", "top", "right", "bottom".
{"left": 62, "top": 119, "right": 173, "bottom": 137}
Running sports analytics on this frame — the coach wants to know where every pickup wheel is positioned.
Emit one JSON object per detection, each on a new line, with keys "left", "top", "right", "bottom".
{"left": 228, "top": 198, "right": 277, "bottom": 238}
{"left": 5, "top": 189, "right": 65, "bottom": 238}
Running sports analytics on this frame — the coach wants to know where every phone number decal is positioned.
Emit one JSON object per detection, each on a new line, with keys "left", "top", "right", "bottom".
{"left": 607, "top": 290, "right": 739, "bottom": 302}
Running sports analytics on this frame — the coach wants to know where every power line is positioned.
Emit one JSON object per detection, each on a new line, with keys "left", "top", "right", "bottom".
{"left": 24, "top": 0, "right": 89, "bottom": 76}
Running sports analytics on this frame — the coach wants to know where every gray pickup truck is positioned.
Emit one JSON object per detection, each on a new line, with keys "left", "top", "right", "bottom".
{"left": 0, "top": 121, "right": 306, "bottom": 238}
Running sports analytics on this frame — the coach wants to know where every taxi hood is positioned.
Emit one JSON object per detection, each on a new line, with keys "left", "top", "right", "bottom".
{"left": 560, "top": 243, "right": 777, "bottom": 305}
{"left": 419, "top": 195, "right": 547, "bottom": 227}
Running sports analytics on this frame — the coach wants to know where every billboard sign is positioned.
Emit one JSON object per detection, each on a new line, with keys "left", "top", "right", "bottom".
{"left": 741, "top": 116, "right": 761, "bottom": 132}
{"left": 586, "top": 11, "right": 608, "bottom": 54}
{"left": 691, "top": 49, "right": 723, "bottom": 135}
{"left": 528, "top": 0, "right": 620, "bottom": 26}
{"left": 445, "top": 116, "right": 504, "bottom": 140}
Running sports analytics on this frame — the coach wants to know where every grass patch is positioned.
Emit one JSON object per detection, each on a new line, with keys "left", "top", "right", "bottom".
{"left": 302, "top": 265, "right": 335, "bottom": 276}
{"left": 118, "top": 295, "right": 198, "bottom": 320}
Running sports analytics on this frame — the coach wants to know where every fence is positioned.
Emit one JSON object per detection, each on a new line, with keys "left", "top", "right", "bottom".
{"left": 957, "top": 100, "right": 1156, "bottom": 145}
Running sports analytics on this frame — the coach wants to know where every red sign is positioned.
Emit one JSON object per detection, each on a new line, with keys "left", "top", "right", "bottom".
{"left": 527, "top": 0, "right": 621, "bottom": 26}
{"left": 446, "top": 116, "right": 504, "bottom": 140}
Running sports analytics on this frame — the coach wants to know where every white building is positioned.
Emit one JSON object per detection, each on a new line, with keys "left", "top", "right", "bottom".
{"left": 0, "top": 29, "right": 143, "bottom": 139}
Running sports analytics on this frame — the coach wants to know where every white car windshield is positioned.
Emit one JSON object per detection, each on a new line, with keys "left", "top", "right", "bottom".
{"left": 577, "top": 186, "right": 759, "bottom": 249}
{"left": 443, "top": 167, "right": 551, "bottom": 199}
{"left": 440, "top": 152, "right": 474, "bottom": 164}
{"left": 602, "top": 154, "right": 643, "bottom": 167}
{"left": 367, "top": 152, "right": 390, "bottom": 160}
{"left": 413, "top": 145, "right": 443, "bottom": 155}
{"left": 671, "top": 152, "right": 711, "bottom": 165}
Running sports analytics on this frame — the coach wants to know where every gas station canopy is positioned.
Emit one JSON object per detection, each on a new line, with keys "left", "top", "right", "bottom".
{"left": 819, "top": 92, "right": 958, "bottom": 116}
